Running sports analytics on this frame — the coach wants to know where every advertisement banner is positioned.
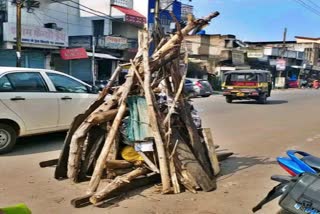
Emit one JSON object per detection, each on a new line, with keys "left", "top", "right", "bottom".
{"left": 69, "top": 36, "right": 92, "bottom": 49}
{"left": 98, "top": 36, "right": 128, "bottom": 50}
{"left": 60, "top": 48, "right": 88, "bottom": 60}
{"left": 3, "top": 23, "right": 68, "bottom": 47}
{"left": 276, "top": 59, "right": 286, "bottom": 71}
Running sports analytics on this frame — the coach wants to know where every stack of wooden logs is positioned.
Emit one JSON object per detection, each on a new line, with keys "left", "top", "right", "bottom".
{"left": 45, "top": 11, "right": 231, "bottom": 207}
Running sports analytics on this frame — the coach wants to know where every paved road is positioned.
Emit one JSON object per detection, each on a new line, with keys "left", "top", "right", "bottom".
{"left": 1, "top": 89, "right": 320, "bottom": 214}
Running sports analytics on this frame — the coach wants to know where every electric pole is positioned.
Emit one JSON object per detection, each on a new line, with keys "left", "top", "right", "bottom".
{"left": 282, "top": 27, "right": 287, "bottom": 59}
{"left": 15, "top": 0, "right": 23, "bottom": 67}
{"left": 278, "top": 27, "right": 287, "bottom": 78}
{"left": 154, "top": 0, "right": 160, "bottom": 30}
{"left": 91, "top": 36, "right": 96, "bottom": 86}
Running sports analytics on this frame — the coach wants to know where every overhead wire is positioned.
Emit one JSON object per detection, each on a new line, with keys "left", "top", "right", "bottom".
{"left": 34, "top": 10, "right": 92, "bottom": 29}
{"left": 304, "top": 0, "right": 320, "bottom": 10}
{"left": 292, "top": 0, "right": 320, "bottom": 17}
{"left": 32, "top": 12, "right": 44, "bottom": 26}
{"left": 50, "top": 0, "right": 125, "bottom": 24}
{"left": 68, "top": 0, "right": 113, "bottom": 19}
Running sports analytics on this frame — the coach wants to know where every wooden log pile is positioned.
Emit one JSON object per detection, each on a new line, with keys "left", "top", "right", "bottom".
{"left": 42, "top": 12, "right": 235, "bottom": 208}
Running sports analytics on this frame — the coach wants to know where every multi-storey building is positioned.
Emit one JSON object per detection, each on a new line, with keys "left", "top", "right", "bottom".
{"left": 0, "top": 0, "right": 146, "bottom": 83}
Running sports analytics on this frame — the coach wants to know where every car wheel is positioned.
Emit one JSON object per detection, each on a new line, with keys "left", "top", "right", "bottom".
{"left": 257, "top": 93, "right": 267, "bottom": 104}
{"left": 0, "top": 123, "right": 17, "bottom": 154}
{"left": 226, "top": 96, "right": 233, "bottom": 103}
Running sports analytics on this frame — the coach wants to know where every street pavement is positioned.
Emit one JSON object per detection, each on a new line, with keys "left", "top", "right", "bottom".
{"left": 1, "top": 89, "right": 320, "bottom": 214}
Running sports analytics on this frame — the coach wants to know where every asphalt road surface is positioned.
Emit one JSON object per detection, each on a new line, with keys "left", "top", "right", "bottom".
{"left": 1, "top": 89, "right": 320, "bottom": 214}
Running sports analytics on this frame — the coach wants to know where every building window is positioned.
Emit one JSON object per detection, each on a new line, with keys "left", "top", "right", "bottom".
{"left": 160, "top": 0, "right": 174, "bottom": 11}
{"left": 93, "top": 20, "right": 104, "bottom": 37}
{"left": 181, "top": 4, "right": 193, "bottom": 20}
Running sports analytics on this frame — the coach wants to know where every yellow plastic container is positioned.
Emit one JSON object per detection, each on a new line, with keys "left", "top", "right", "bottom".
{"left": 121, "top": 146, "right": 144, "bottom": 162}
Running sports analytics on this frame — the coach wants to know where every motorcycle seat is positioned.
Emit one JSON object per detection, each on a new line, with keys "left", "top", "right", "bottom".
{"left": 302, "top": 156, "right": 320, "bottom": 171}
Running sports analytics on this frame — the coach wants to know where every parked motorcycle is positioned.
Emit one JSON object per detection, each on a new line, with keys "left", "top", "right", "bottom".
{"left": 277, "top": 150, "right": 320, "bottom": 176}
{"left": 253, "top": 150, "right": 320, "bottom": 213}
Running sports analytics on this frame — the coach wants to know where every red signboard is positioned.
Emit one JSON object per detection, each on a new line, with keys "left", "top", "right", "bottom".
{"left": 60, "top": 48, "right": 88, "bottom": 60}
{"left": 125, "top": 14, "right": 146, "bottom": 25}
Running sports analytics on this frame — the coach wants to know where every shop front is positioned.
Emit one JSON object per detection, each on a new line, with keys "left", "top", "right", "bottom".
{"left": 1, "top": 22, "right": 68, "bottom": 69}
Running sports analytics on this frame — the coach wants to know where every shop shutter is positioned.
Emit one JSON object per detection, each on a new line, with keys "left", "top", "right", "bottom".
{"left": 25, "top": 52, "right": 45, "bottom": 68}
{"left": 71, "top": 59, "right": 92, "bottom": 84}
{"left": 0, "top": 50, "right": 16, "bottom": 67}
{"left": 53, "top": 54, "right": 69, "bottom": 74}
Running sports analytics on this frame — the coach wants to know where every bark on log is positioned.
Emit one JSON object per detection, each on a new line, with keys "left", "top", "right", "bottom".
{"left": 87, "top": 70, "right": 135, "bottom": 194}
{"left": 106, "top": 168, "right": 134, "bottom": 178}
{"left": 171, "top": 128, "right": 216, "bottom": 192}
{"left": 151, "top": 12, "right": 219, "bottom": 64}
{"left": 77, "top": 126, "right": 106, "bottom": 182}
{"left": 86, "top": 109, "right": 119, "bottom": 124}
{"left": 78, "top": 133, "right": 105, "bottom": 180}
{"left": 105, "top": 160, "right": 133, "bottom": 169}
{"left": 179, "top": 100, "right": 213, "bottom": 179}
{"left": 55, "top": 113, "right": 88, "bottom": 179}
{"left": 217, "top": 152, "right": 234, "bottom": 162}
{"left": 163, "top": 65, "right": 187, "bottom": 124}
{"left": 40, "top": 159, "right": 58, "bottom": 168}
{"left": 67, "top": 89, "right": 122, "bottom": 180}
{"left": 169, "top": 158, "right": 181, "bottom": 194}
{"left": 57, "top": 64, "right": 124, "bottom": 180}
{"left": 90, "top": 167, "right": 149, "bottom": 204}
{"left": 105, "top": 128, "right": 120, "bottom": 178}
{"left": 142, "top": 30, "right": 171, "bottom": 193}
{"left": 71, "top": 174, "right": 160, "bottom": 208}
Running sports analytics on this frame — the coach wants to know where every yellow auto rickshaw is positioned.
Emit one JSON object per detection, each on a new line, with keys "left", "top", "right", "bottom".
{"left": 221, "top": 70, "right": 272, "bottom": 104}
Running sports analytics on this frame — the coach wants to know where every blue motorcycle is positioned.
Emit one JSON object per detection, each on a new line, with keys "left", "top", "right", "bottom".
{"left": 253, "top": 150, "right": 320, "bottom": 213}
{"left": 277, "top": 150, "right": 320, "bottom": 176}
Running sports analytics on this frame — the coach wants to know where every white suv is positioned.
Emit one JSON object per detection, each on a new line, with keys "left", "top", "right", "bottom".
{"left": 0, "top": 67, "right": 98, "bottom": 153}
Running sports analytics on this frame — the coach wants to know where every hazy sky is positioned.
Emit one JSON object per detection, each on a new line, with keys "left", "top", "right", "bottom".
{"left": 187, "top": 0, "right": 320, "bottom": 41}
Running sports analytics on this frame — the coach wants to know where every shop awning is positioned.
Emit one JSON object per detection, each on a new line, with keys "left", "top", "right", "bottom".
{"left": 87, "top": 52, "right": 119, "bottom": 60}
{"left": 111, "top": 5, "right": 146, "bottom": 25}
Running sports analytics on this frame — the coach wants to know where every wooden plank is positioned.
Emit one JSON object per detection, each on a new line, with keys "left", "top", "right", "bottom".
{"left": 171, "top": 129, "right": 216, "bottom": 192}
{"left": 71, "top": 174, "right": 160, "bottom": 208}
{"left": 77, "top": 126, "right": 106, "bottom": 182}
{"left": 142, "top": 30, "right": 171, "bottom": 193}
{"left": 54, "top": 113, "right": 88, "bottom": 179}
{"left": 178, "top": 100, "right": 213, "bottom": 179}
{"left": 217, "top": 152, "right": 234, "bottom": 162}
{"left": 105, "top": 160, "right": 133, "bottom": 169}
{"left": 138, "top": 151, "right": 160, "bottom": 173}
{"left": 90, "top": 167, "right": 149, "bottom": 204}
{"left": 169, "top": 158, "right": 181, "bottom": 194}
{"left": 39, "top": 159, "right": 58, "bottom": 168}
{"left": 202, "top": 128, "right": 220, "bottom": 176}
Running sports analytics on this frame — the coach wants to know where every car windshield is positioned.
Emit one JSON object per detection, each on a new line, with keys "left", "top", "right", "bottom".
{"left": 228, "top": 73, "right": 258, "bottom": 82}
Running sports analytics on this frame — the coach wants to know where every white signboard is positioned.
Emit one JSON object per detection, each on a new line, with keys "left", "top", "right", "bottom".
{"left": 275, "top": 77, "right": 286, "bottom": 88}
{"left": 3, "top": 23, "right": 68, "bottom": 47}
{"left": 247, "top": 50, "right": 264, "bottom": 58}
{"left": 276, "top": 58, "right": 286, "bottom": 71}
{"left": 98, "top": 36, "right": 128, "bottom": 50}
